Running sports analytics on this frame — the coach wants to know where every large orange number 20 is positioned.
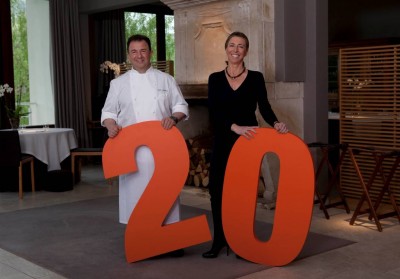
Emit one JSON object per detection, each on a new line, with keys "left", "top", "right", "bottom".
{"left": 102, "top": 121, "right": 314, "bottom": 266}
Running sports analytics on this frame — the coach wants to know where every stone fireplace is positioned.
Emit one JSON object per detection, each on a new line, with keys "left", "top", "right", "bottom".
{"left": 162, "top": 0, "right": 305, "bottom": 198}
{"left": 161, "top": 0, "right": 303, "bottom": 137}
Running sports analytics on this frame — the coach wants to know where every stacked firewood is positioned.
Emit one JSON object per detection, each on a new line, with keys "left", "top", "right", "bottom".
{"left": 185, "top": 135, "right": 213, "bottom": 187}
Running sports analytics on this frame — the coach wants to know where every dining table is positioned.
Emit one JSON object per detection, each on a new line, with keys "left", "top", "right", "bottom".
{"left": 18, "top": 128, "right": 78, "bottom": 171}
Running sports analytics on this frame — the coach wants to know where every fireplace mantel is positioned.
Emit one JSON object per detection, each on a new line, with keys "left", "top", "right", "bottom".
{"left": 160, "top": 0, "right": 222, "bottom": 10}
{"left": 179, "top": 84, "right": 208, "bottom": 99}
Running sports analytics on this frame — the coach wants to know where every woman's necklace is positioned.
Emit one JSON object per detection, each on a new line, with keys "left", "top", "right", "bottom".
{"left": 225, "top": 66, "right": 246, "bottom": 80}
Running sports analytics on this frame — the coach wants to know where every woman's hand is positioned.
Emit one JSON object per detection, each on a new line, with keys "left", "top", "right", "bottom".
{"left": 231, "top": 124, "right": 258, "bottom": 140}
{"left": 274, "top": 122, "right": 289, "bottom": 134}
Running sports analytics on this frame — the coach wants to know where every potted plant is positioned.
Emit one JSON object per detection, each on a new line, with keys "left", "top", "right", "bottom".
{"left": 0, "top": 83, "right": 30, "bottom": 129}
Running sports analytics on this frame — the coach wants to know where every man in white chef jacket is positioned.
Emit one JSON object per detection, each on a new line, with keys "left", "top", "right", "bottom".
{"left": 101, "top": 35, "right": 188, "bottom": 256}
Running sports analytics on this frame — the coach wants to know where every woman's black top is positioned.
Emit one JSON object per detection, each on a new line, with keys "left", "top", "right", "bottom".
{"left": 208, "top": 69, "right": 279, "bottom": 144}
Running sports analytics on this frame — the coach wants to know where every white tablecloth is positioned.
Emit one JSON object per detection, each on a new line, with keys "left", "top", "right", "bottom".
{"left": 19, "top": 128, "right": 78, "bottom": 171}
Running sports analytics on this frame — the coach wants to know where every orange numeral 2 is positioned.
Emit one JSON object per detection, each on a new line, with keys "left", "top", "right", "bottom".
{"left": 102, "top": 121, "right": 211, "bottom": 262}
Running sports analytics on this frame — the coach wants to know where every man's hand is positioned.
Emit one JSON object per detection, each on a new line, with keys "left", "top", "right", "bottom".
{"left": 161, "top": 116, "right": 177, "bottom": 130}
{"left": 161, "top": 113, "right": 186, "bottom": 130}
{"left": 103, "top": 119, "right": 122, "bottom": 138}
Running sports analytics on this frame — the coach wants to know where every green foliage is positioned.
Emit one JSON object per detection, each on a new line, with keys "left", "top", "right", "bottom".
{"left": 1, "top": 84, "right": 30, "bottom": 126}
{"left": 11, "top": 0, "right": 30, "bottom": 112}
{"left": 125, "top": 13, "right": 157, "bottom": 61}
{"left": 124, "top": 12, "right": 175, "bottom": 62}
{"left": 6, "top": 105, "right": 29, "bottom": 118}
{"left": 165, "top": 15, "right": 175, "bottom": 61}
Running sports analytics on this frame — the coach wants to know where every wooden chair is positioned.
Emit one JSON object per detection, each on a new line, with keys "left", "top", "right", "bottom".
{"left": 0, "top": 130, "right": 35, "bottom": 199}
{"left": 308, "top": 142, "right": 351, "bottom": 219}
{"left": 348, "top": 147, "right": 400, "bottom": 231}
{"left": 71, "top": 148, "right": 103, "bottom": 183}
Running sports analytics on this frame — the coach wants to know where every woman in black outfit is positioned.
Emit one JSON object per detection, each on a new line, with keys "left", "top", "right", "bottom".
{"left": 202, "top": 31, "right": 289, "bottom": 259}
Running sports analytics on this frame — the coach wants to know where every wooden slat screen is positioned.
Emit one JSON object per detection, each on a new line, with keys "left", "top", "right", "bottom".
{"left": 339, "top": 44, "right": 400, "bottom": 203}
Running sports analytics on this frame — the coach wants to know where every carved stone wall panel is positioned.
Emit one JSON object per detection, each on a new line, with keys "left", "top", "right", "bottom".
{"left": 262, "top": 0, "right": 275, "bottom": 81}
{"left": 160, "top": 0, "right": 222, "bottom": 10}
{"left": 262, "top": 0, "right": 274, "bottom": 23}
{"left": 173, "top": 0, "right": 278, "bottom": 86}
{"left": 194, "top": 22, "right": 230, "bottom": 83}
{"left": 231, "top": 0, "right": 254, "bottom": 69}
{"left": 174, "top": 11, "right": 189, "bottom": 84}
{"left": 263, "top": 23, "right": 275, "bottom": 81}
{"left": 174, "top": 3, "right": 233, "bottom": 85}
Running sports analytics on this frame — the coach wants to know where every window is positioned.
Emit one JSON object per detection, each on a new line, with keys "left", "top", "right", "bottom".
{"left": 125, "top": 12, "right": 157, "bottom": 61}
{"left": 165, "top": 15, "right": 175, "bottom": 62}
{"left": 11, "top": 0, "right": 53, "bottom": 126}
{"left": 124, "top": 12, "right": 175, "bottom": 62}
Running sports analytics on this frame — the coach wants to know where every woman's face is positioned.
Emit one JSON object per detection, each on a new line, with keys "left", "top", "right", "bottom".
{"left": 225, "top": 36, "right": 248, "bottom": 65}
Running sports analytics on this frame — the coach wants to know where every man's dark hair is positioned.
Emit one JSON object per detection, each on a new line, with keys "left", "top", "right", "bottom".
{"left": 126, "top": 34, "right": 152, "bottom": 51}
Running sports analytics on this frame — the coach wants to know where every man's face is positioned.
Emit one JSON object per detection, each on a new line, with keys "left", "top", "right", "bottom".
{"left": 128, "top": 40, "right": 152, "bottom": 73}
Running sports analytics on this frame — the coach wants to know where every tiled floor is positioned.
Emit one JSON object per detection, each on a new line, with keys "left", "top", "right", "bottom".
{"left": 1, "top": 165, "right": 400, "bottom": 279}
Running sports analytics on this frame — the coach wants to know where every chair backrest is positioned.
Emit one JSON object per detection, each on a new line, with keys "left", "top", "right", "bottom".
{"left": 0, "top": 130, "right": 22, "bottom": 167}
{"left": 101, "top": 60, "right": 175, "bottom": 78}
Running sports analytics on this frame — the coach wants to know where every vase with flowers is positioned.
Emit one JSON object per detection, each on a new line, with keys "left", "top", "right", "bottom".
{"left": 0, "top": 83, "right": 30, "bottom": 129}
